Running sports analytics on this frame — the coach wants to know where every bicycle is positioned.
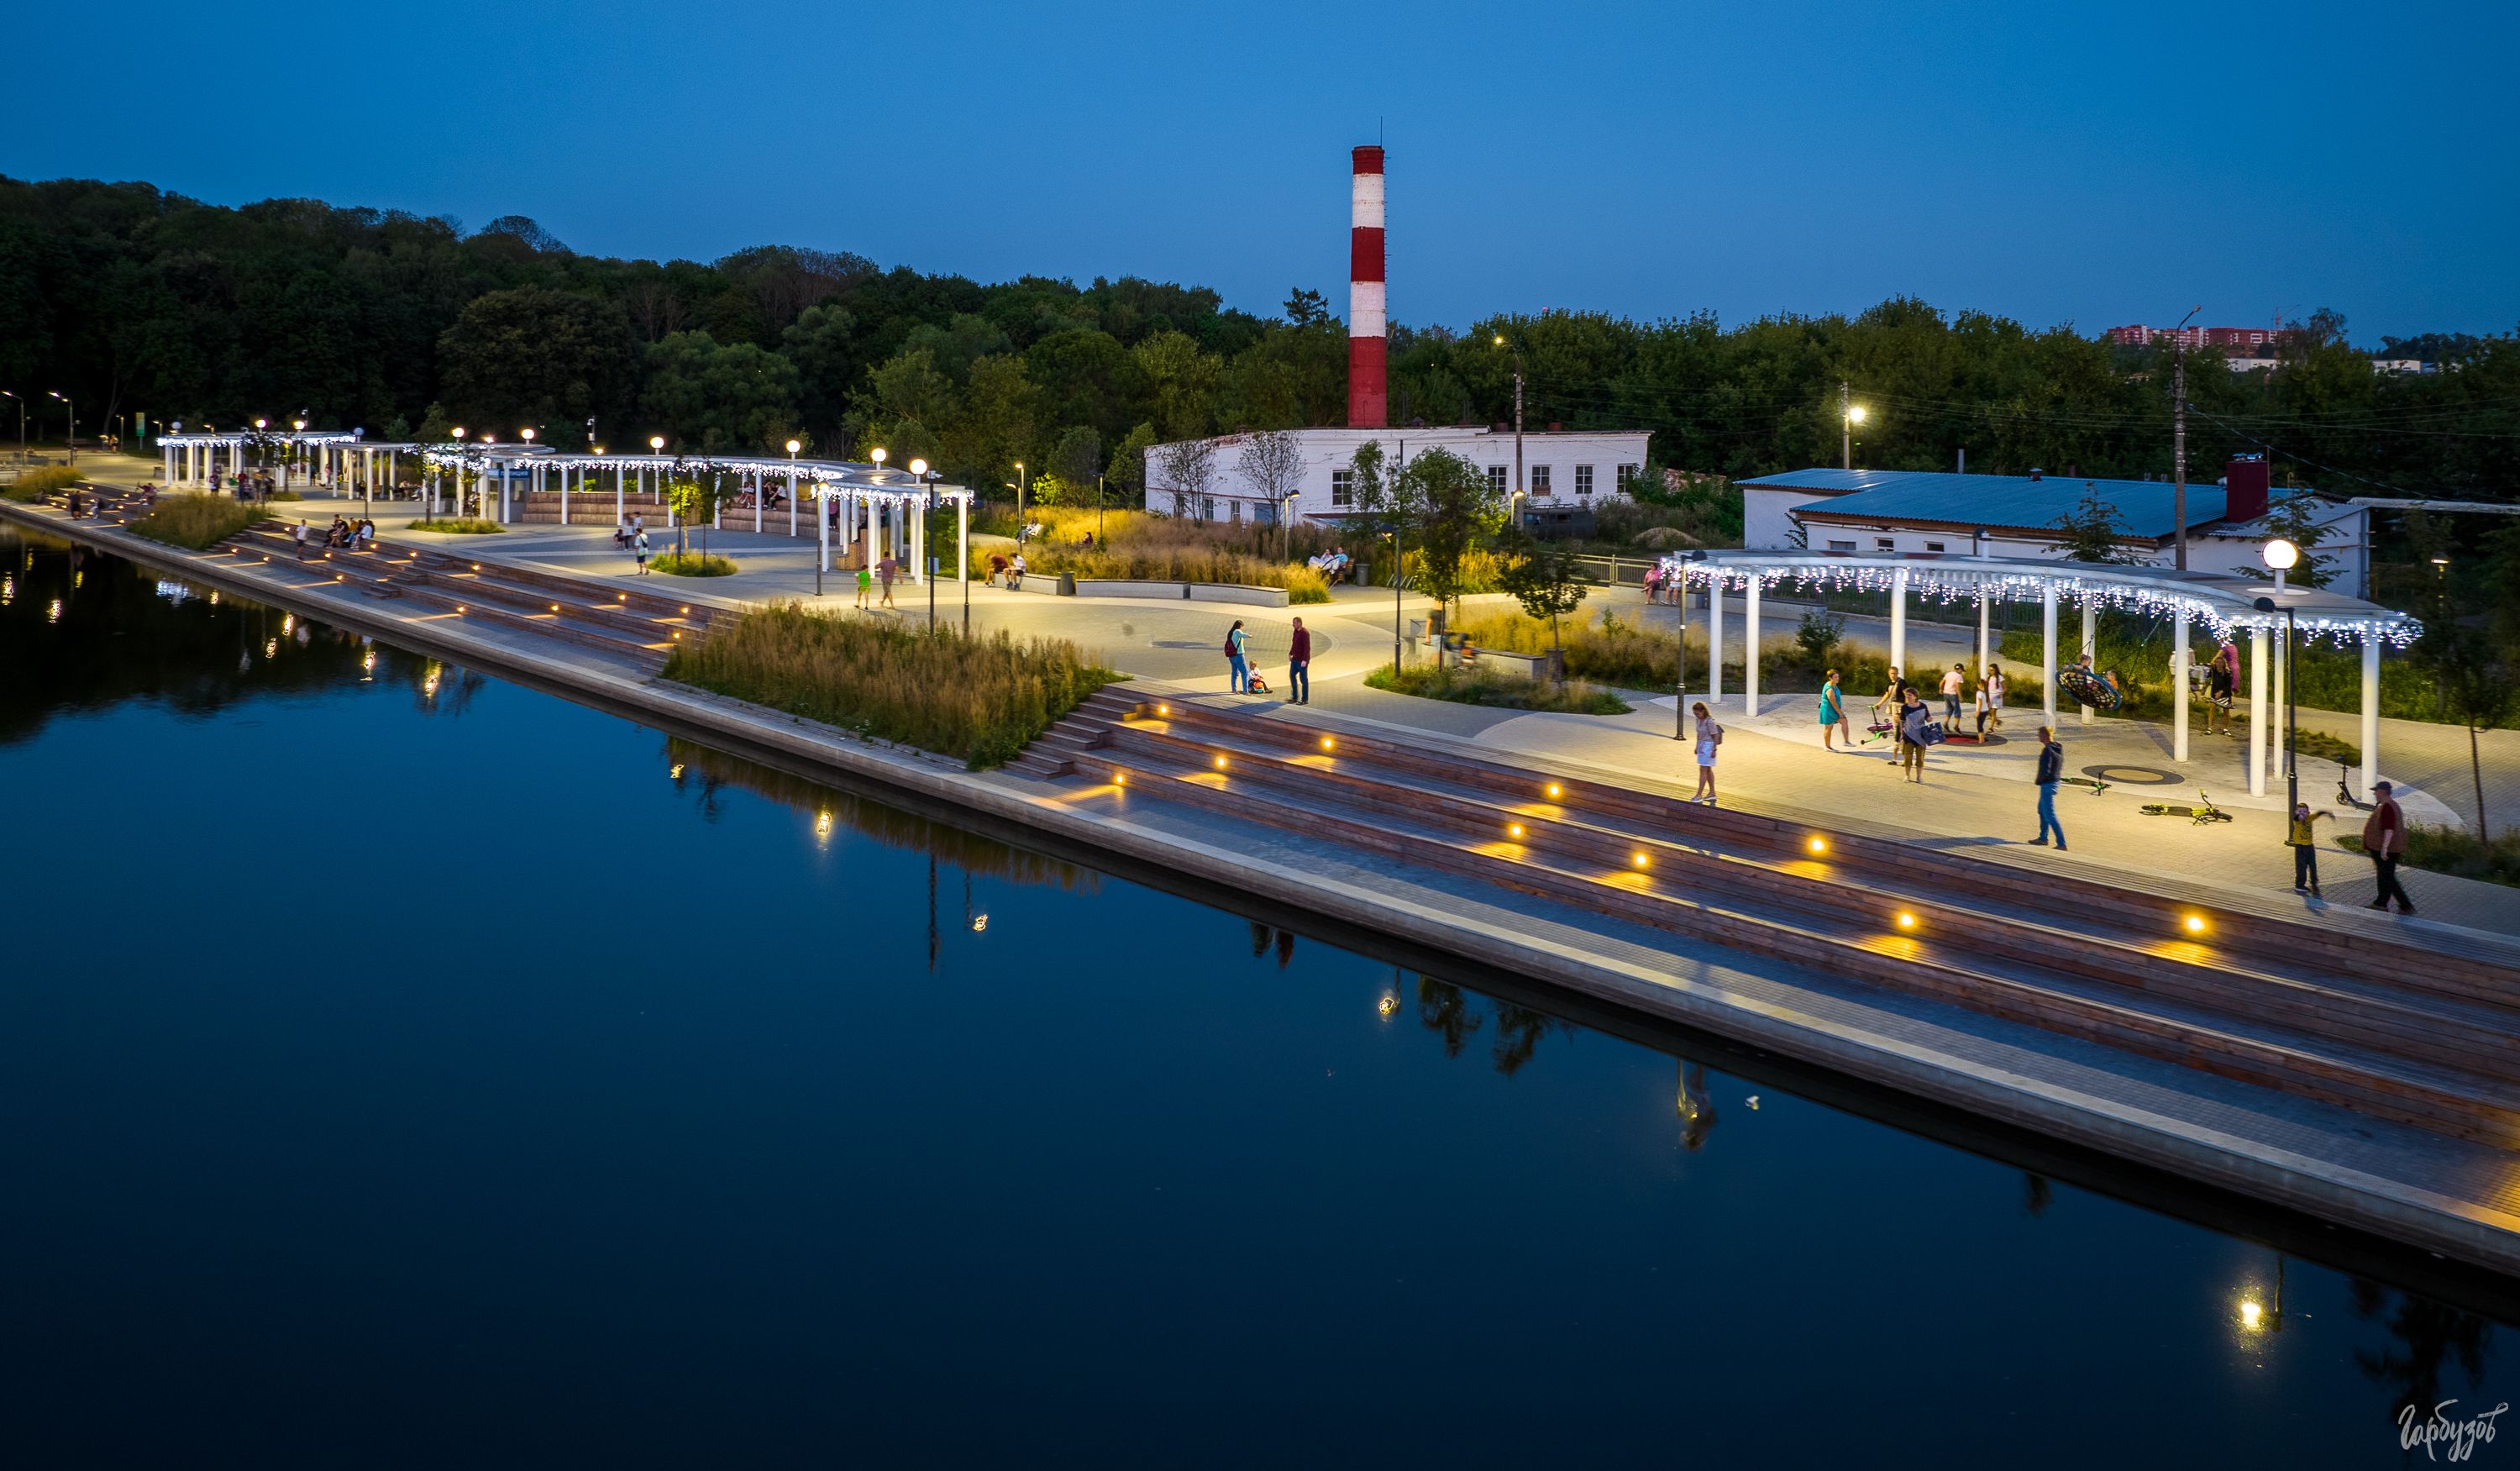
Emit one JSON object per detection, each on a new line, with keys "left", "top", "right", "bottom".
{"left": 2139, "top": 788, "right": 2233, "bottom": 825}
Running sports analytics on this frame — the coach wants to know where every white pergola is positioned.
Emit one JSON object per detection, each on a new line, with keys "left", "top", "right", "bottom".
{"left": 1660, "top": 549, "right": 2423, "bottom": 801}
{"left": 412, "top": 444, "right": 973, "bottom": 586}
{"left": 155, "top": 428, "right": 398, "bottom": 496}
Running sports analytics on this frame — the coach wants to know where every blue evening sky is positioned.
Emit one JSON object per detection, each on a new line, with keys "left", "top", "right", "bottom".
{"left": 11, "top": 0, "right": 2512, "bottom": 341}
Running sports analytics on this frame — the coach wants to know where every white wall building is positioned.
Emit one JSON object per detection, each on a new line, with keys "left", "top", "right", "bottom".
{"left": 1737, "top": 461, "right": 2370, "bottom": 595}
{"left": 1142, "top": 425, "right": 1651, "bottom": 528}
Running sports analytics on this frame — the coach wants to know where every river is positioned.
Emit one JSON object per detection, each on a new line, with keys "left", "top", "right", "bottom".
{"left": 0, "top": 524, "right": 2509, "bottom": 1468}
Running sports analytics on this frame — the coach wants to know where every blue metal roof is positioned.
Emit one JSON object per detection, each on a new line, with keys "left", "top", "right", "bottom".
{"left": 1738, "top": 468, "right": 2227, "bottom": 538}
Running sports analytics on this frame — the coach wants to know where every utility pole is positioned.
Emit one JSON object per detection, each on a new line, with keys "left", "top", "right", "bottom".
{"left": 1512, "top": 364, "right": 1525, "bottom": 527}
{"left": 1840, "top": 381, "right": 1852, "bottom": 470}
{"left": 2171, "top": 305, "right": 2199, "bottom": 570}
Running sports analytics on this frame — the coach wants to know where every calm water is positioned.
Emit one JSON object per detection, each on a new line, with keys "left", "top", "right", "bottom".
{"left": 1, "top": 525, "right": 2512, "bottom": 1469}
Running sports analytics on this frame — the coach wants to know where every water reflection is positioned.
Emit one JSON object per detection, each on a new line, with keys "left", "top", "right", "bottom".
{"left": 2354, "top": 1278, "right": 2497, "bottom": 1421}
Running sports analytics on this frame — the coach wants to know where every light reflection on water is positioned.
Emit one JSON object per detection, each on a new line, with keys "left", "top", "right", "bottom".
{"left": 0, "top": 523, "right": 2507, "bottom": 1468}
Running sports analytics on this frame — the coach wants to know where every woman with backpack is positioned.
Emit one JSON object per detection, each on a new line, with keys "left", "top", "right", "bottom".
{"left": 1691, "top": 701, "right": 1722, "bottom": 804}
{"left": 1225, "top": 620, "right": 1251, "bottom": 693}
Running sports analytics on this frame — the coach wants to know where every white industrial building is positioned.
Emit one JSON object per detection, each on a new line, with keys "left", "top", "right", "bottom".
{"left": 1142, "top": 424, "right": 1651, "bottom": 529}
{"left": 1737, "top": 457, "right": 2370, "bottom": 593}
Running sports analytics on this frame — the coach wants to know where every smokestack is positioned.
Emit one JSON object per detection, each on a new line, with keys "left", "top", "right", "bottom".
{"left": 1348, "top": 145, "right": 1386, "bottom": 428}
{"left": 2224, "top": 453, "right": 2270, "bottom": 523}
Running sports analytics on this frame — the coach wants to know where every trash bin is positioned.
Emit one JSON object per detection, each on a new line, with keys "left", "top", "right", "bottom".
{"left": 1407, "top": 617, "right": 1426, "bottom": 642}
{"left": 1058, "top": 570, "right": 1076, "bottom": 596}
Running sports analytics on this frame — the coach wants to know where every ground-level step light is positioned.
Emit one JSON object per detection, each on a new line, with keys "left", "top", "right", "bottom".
{"left": 1660, "top": 549, "right": 2419, "bottom": 803}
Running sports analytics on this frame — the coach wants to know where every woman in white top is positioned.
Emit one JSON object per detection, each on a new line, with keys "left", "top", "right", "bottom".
{"left": 1691, "top": 701, "right": 1722, "bottom": 804}
{"left": 1984, "top": 665, "right": 2006, "bottom": 731}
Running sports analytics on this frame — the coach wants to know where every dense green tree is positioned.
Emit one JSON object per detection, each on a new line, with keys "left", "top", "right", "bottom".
{"left": 436, "top": 287, "right": 638, "bottom": 447}
{"left": 640, "top": 331, "right": 801, "bottom": 453}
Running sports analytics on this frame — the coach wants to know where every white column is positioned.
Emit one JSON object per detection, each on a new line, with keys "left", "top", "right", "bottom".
{"left": 2248, "top": 628, "right": 2270, "bottom": 798}
{"left": 560, "top": 464, "right": 571, "bottom": 525}
{"left": 616, "top": 465, "right": 625, "bottom": 526}
{"left": 2040, "top": 582, "right": 2058, "bottom": 727}
{"left": 788, "top": 472, "right": 799, "bottom": 538}
{"left": 1976, "top": 586, "right": 1990, "bottom": 674}
{"left": 753, "top": 470, "right": 764, "bottom": 533}
{"left": 817, "top": 488, "right": 830, "bottom": 576}
{"left": 2079, "top": 597, "right": 2097, "bottom": 726}
{"left": 1889, "top": 567, "right": 1908, "bottom": 677}
{"left": 2360, "top": 636, "right": 2381, "bottom": 804}
{"left": 1742, "top": 575, "right": 1760, "bottom": 718}
{"left": 2173, "top": 611, "right": 2191, "bottom": 764}
{"left": 1708, "top": 577, "right": 1725, "bottom": 703}
{"left": 2273, "top": 622, "right": 2288, "bottom": 779}
{"left": 956, "top": 496, "right": 968, "bottom": 612}
{"left": 912, "top": 501, "right": 926, "bottom": 582}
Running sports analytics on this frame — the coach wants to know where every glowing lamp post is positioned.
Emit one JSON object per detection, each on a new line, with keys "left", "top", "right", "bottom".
{"left": 1842, "top": 401, "right": 1867, "bottom": 470}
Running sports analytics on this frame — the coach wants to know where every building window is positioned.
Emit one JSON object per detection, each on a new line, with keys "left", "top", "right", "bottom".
{"left": 1827, "top": 539, "right": 1856, "bottom": 552}
{"left": 1616, "top": 463, "right": 1641, "bottom": 490}
{"left": 1530, "top": 465, "right": 1552, "bottom": 496}
{"left": 1487, "top": 465, "right": 1508, "bottom": 496}
{"left": 1231, "top": 499, "right": 1243, "bottom": 525}
{"left": 1331, "top": 469, "right": 1353, "bottom": 507}
{"left": 1574, "top": 465, "right": 1593, "bottom": 496}
{"left": 1924, "top": 540, "right": 1945, "bottom": 553}
{"left": 1873, "top": 536, "right": 1895, "bottom": 552}
{"left": 1200, "top": 496, "right": 1215, "bottom": 522}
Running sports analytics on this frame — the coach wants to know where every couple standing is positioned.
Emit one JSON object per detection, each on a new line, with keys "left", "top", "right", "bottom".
{"left": 1224, "top": 617, "right": 1311, "bottom": 703}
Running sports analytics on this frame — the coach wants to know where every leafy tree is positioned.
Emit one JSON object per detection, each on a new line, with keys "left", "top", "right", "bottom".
{"left": 1399, "top": 447, "right": 1503, "bottom": 622}
{"left": 1153, "top": 436, "right": 1215, "bottom": 519}
{"left": 1497, "top": 531, "right": 1588, "bottom": 674}
{"left": 2244, "top": 491, "right": 2341, "bottom": 587}
{"left": 1105, "top": 422, "right": 1155, "bottom": 502}
{"left": 2045, "top": 484, "right": 2145, "bottom": 564}
{"left": 436, "top": 286, "right": 638, "bottom": 446}
{"left": 1236, "top": 428, "right": 1305, "bottom": 557}
{"left": 640, "top": 332, "right": 801, "bottom": 453}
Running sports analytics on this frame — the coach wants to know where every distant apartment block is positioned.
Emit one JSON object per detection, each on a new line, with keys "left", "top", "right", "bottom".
{"left": 2105, "top": 323, "right": 2300, "bottom": 351}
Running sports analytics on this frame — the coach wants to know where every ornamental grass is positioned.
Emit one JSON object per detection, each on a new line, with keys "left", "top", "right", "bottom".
{"left": 405, "top": 516, "right": 504, "bottom": 534}
{"left": 125, "top": 493, "right": 269, "bottom": 549}
{"left": 663, "top": 602, "right": 1119, "bottom": 770}
{"left": 2, "top": 465, "right": 81, "bottom": 503}
{"left": 993, "top": 505, "right": 1333, "bottom": 602}
{"left": 1365, "top": 660, "right": 1632, "bottom": 714}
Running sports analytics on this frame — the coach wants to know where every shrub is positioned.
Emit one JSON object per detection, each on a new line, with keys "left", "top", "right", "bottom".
{"left": 407, "top": 516, "right": 504, "bottom": 534}
{"left": 124, "top": 494, "right": 268, "bottom": 549}
{"left": 3, "top": 465, "right": 81, "bottom": 503}
{"left": 651, "top": 550, "right": 738, "bottom": 576}
{"left": 1002, "top": 502, "right": 1346, "bottom": 596}
{"left": 663, "top": 603, "right": 1120, "bottom": 770}
{"left": 1365, "top": 660, "right": 1631, "bottom": 714}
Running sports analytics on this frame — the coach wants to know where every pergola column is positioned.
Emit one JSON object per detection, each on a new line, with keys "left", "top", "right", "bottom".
{"left": 2079, "top": 597, "right": 2097, "bottom": 726}
{"left": 1889, "top": 566, "right": 1908, "bottom": 676}
{"left": 1707, "top": 575, "right": 1725, "bottom": 703}
{"left": 2040, "top": 582, "right": 2058, "bottom": 727}
{"left": 561, "top": 464, "right": 572, "bottom": 526}
{"left": 2172, "top": 611, "right": 2191, "bottom": 764}
{"left": 816, "top": 487, "right": 830, "bottom": 578}
{"left": 1975, "top": 586, "right": 1990, "bottom": 675}
{"left": 615, "top": 465, "right": 625, "bottom": 526}
{"left": 1742, "top": 574, "right": 1760, "bottom": 718}
{"left": 2360, "top": 637, "right": 2381, "bottom": 803}
{"left": 787, "top": 472, "right": 799, "bottom": 538}
{"left": 2248, "top": 628, "right": 2270, "bottom": 798}
{"left": 956, "top": 496, "right": 969, "bottom": 623}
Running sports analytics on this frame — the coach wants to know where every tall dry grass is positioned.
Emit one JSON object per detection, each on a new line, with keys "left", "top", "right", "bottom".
{"left": 2, "top": 465, "right": 81, "bottom": 503}
{"left": 126, "top": 493, "right": 269, "bottom": 549}
{"left": 997, "top": 505, "right": 1333, "bottom": 602}
{"left": 663, "top": 602, "right": 1119, "bottom": 770}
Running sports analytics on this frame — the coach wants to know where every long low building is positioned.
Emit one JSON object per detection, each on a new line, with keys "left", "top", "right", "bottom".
{"left": 1142, "top": 424, "right": 1651, "bottom": 529}
{"left": 1739, "top": 457, "right": 2370, "bottom": 594}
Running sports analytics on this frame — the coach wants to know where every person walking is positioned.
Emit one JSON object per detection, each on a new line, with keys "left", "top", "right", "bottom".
{"left": 2287, "top": 802, "right": 2335, "bottom": 896}
{"left": 877, "top": 554, "right": 897, "bottom": 607}
{"left": 293, "top": 519, "right": 309, "bottom": 560}
{"left": 1898, "top": 688, "right": 1930, "bottom": 783}
{"left": 855, "top": 562, "right": 873, "bottom": 609}
{"left": 1940, "top": 662, "right": 1966, "bottom": 723}
{"left": 2030, "top": 725, "right": 2066, "bottom": 848}
{"left": 1972, "top": 671, "right": 1997, "bottom": 738}
{"left": 1818, "top": 669, "right": 1852, "bottom": 751}
{"left": 1226, "top": 619, "right": 1251, "bottom": 693}
{"left": 633, "top": 528, "right": 650, "bottom": 574}
{"left": 1983, "top": 665, "right": 2007, "bottom": 733}
{"left": 2362, "top": 780, "right": 2415, "bottom": 913}
{"left": 1287, "top": 617, "right": 1312, "bottom": 705}
{"left": 1691, "top": 701, "right": 1722, "bottom": 804}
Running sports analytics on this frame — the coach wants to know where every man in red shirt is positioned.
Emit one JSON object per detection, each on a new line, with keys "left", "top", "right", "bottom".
{"left": 2362, "top": 780, "right": 2414, "bottom": 914}
{"left": 1287, "top": 617, "right": 1312, "bottom": 705}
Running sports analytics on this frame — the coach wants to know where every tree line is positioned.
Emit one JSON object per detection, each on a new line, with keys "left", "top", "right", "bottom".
{"left": 5, "top": 175, "right": 2514, "bottom": 520}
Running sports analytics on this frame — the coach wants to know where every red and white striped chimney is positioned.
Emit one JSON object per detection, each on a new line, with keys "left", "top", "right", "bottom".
{"left": 1347, "top": 144, "right": 1387, "bottom": 429}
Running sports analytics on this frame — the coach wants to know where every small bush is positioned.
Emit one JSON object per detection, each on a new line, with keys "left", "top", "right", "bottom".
{"left": 651, "top": 551, "right": 738, "bottom": 577}
{"left": 2342, "top": 825, "right": 2520, "bottom": 888}
{"left": 125, "top": 494, "right": 268, "bottom": 549}
{"left": 663, "top": 603, "right": 1119, "bottom": 769}
{"left": 1365, "top": 660, "right": 1631, "bottom": 714}
{"left": 3, "top": 465, "right": 81, "bottom": 503}
{"left": 407, "top": 517, "right": 504, "bottom": 534}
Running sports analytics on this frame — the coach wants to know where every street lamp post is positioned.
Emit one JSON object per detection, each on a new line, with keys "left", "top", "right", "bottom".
{"left": 449, "top": 427, "right": 465, "bottom": 516}
{"left": 50, "top": 391, "right": 74, "bottom": 464}
{"left": 1840, "top": 382, "right": 1866, "bottom": 470}
{"left": 1013, "top": 460, "right": 1026, "bottom": 528}
{"left": 2257, "top": 536, "right": 2302, "bottom": 811}
{"left": 2169, "top": 305, "right": 2201, "bottom": 570}
{"left": 1493, "top": 334, "right": 1525, "bottom": 528}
